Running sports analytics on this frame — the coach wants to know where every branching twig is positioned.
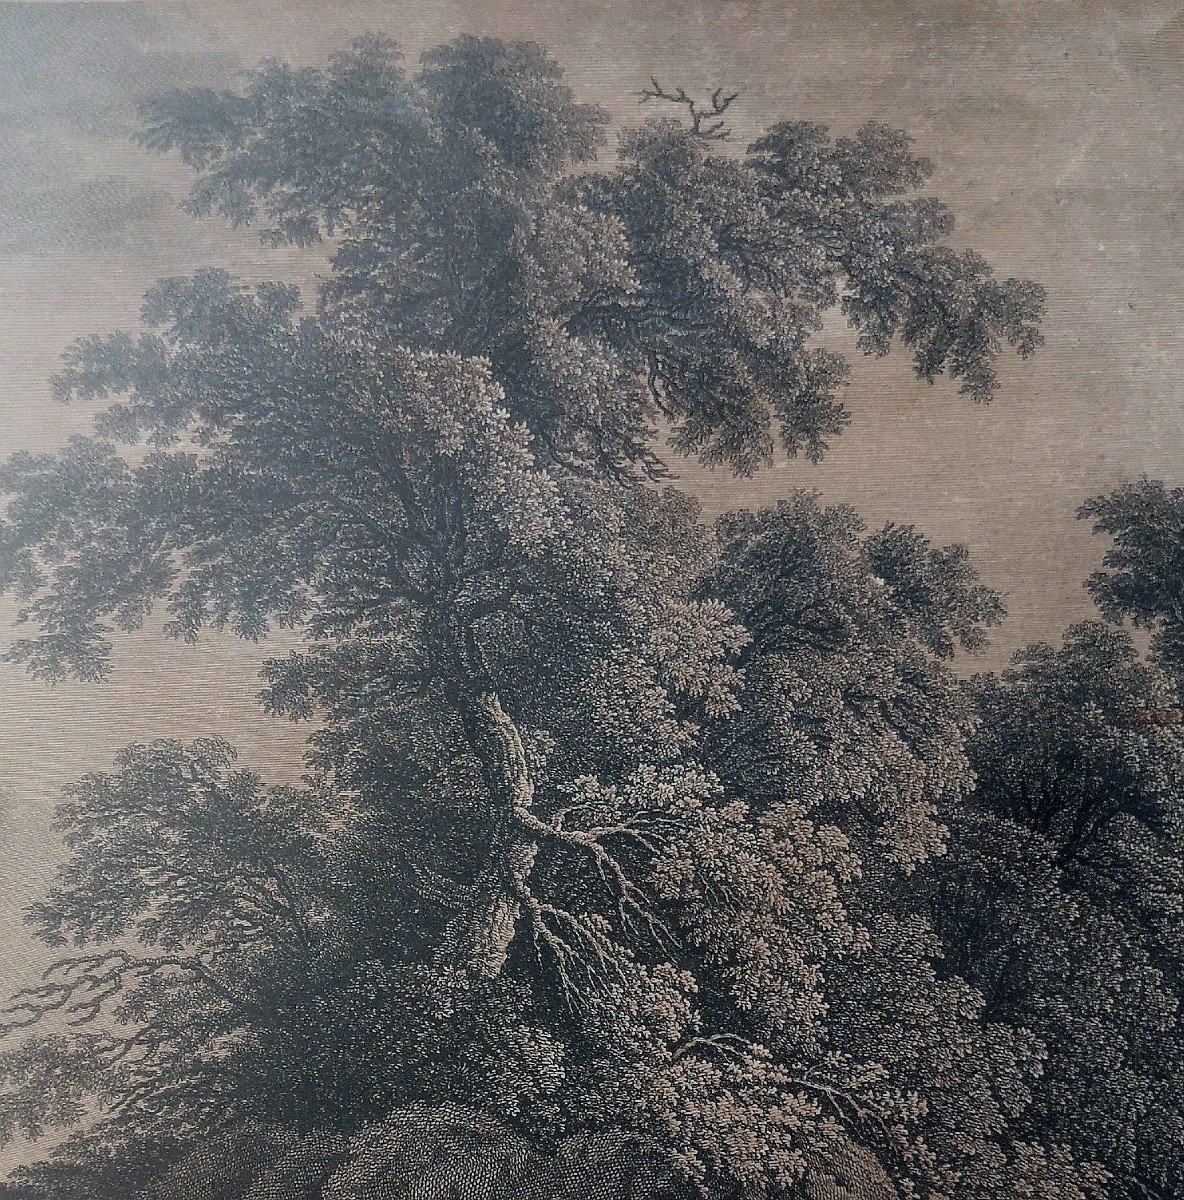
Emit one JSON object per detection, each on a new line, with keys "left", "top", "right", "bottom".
{"left": 1, "top": 948, "right": 268, "bottom": 1035}
{"left": 639, "top": 79, "right": 740, "bottom": 140}
{"left": 515, "top": 808, "right": 675, "bottom": 949}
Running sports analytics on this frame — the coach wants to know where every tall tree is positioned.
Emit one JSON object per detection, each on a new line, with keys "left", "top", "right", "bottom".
{"left": 0, "top": 34, "right": 1055, "bottom": 1200}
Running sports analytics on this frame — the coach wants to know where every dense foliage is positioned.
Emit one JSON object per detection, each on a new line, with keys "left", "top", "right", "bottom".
{"left": 1081, "top": 478, "right": 1184, "bottom": 683}
{"left": 0, "top": 31, "right": 1177, "bottom": 1200}
{"left": 935, "top": 625, "right": 1184, "bottom": 1200}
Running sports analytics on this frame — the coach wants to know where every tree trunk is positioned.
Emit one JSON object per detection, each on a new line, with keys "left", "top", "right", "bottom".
{"left": 435, "top": 685, "right": 541, "bottom": 983}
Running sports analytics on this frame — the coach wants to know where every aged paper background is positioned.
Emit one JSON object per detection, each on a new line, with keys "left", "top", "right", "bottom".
{"left": 0, "top": 2, "right": 1180, "bottom": 1160}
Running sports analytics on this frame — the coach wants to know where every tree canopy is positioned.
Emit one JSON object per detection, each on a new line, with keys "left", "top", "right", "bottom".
{"left": 1081, "top": 478, "right": 1184, "bottom": 683}
{"left": 3, "top": 30, "right": 1176, "bottom": 1200}
{"left": 931, "top": 625, "right": 1184, "bottom": 1200}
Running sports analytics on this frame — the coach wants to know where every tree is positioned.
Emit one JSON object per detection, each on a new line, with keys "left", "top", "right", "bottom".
{"left": 929, "top": 623, "right": 1184, "bottom": 1200}
{"left": 696, "top": 497, "right": 1095, "bottom": 1200}
{"left": 1080, "top": 477, "right": 1184, "bottom": 682}
{"left": 0, "top": 33, "right": 1054, "bottom": 1199}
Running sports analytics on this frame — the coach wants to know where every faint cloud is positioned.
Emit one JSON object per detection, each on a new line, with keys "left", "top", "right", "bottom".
{"left": 0, "top": 2, "right": 235, "bottom": 134}
{"left": 0, "top": 2, "right": 237, "bottom": 255}
{"left": 0, "top": 174, "right": 171, "bottom": 253}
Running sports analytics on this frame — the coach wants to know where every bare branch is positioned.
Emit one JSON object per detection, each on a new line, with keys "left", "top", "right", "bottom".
{"left": 639, "top": 78, "right": 740, "bottom": 140}
{"left": 0, "top": 948, "right": 269, "bottom": 1036}
{"left": 515, "top": 809, "right": 676, "bottom": 951}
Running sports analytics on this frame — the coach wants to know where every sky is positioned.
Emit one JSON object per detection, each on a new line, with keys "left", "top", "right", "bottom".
{"left": 0, "top": 0, "right": 1181, "bottom": 1092}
